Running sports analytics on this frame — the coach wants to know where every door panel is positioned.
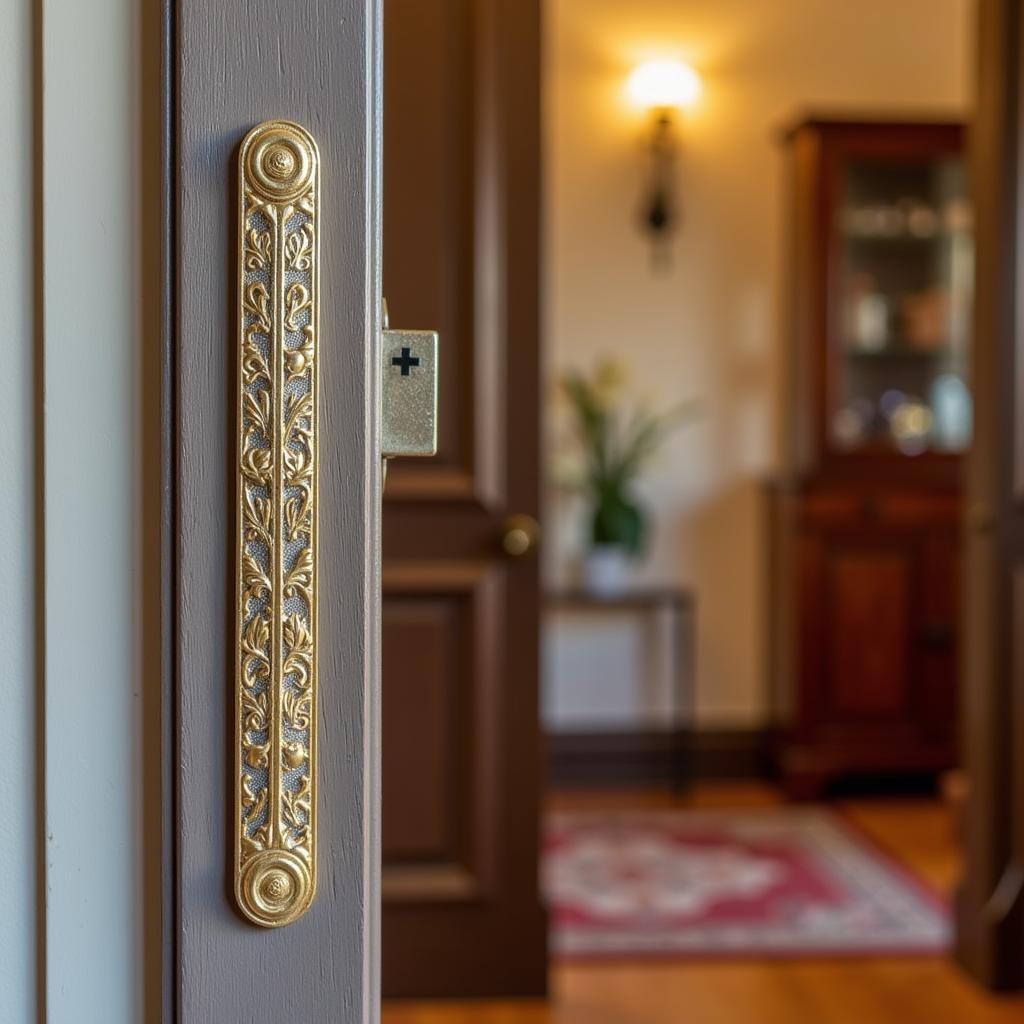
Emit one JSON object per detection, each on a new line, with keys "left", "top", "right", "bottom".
{"left": 383, "top": 0, "right": 504, "bottom": 505}
{"left": 785, "top": 509, "right": 958, "bottom": 798}
{"left": 797, "top": 524, "right": 957, "bottom": 749}
{"left": 382, "top": 562, "right": 502, "bottom": 900}
{"left": 827, "top": 547, "right": 911, "bottom": 717}
{"left": 919, "top": 527, "right": 960, "bottom": 738}
{"left": 381, "top": 0, "right": 546, "bottom": 999}
{"left": 382, "top": 599, "right": 459, "bottom": 860}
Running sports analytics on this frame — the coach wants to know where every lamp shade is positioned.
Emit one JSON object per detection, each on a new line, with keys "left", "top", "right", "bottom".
{"left": 626, "top": 59, "right": 701, "bottom": 111}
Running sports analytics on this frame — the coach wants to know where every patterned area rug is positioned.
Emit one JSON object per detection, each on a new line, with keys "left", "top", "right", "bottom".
{"left": 544, "top": 808, "right": 949, "bottom": 959}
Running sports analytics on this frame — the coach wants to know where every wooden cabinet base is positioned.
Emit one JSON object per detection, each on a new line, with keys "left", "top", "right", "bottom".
{"left": 779, "top": 743, "right": 954, "bottom": 800}
{"left": 771, "top": 482, "right": 960, "bottom": 794}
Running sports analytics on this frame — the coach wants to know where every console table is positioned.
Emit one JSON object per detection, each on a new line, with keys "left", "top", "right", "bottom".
{"left": 546, "top": 587, "right": 696, "bottom": 791}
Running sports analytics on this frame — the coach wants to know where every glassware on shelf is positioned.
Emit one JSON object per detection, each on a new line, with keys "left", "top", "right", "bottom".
{"left": 888, "top": 397, "right": 933, "bottom": 455}
{"left": 903, "top": 198, "right": 940, "bottom": 238}
{"left": 843, "top": 203, "right": 904, "bottom": 238}
{"left": 930, "top": 374, "right": 971, "bottom": 451}
{"left": 943, "top": 197, "right": 973, "bottom": 235}
{"left": 845, "top": 273, "right": 888, "bottom": 352}
{"left": 830, "top": 153, "right": 972, "bottom": 455}
{"left": 900, "top": 288, "right": 950, "bottom": 352}
{"left": 832, "top": 398, "right": 875, "bottom": 449}
{"left": 841, "top": 197, "right": 941, "bottom": 240}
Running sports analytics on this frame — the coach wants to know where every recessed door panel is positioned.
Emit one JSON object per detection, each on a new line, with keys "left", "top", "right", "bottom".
{"left": 382, "top": 598, "right": 456, "bottom": 861}
{"left": 827, "top": 546, "right": 912, "bottom": 717}
{"left": 382, "top": 563, "right": 501, "bottom": 901}
{"left": 383, "top": 0, "right": 504, "bottom": 505}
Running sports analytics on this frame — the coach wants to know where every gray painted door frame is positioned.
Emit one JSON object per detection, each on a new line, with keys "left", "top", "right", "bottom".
{"left": 167, "top": 1, "right": 382, "bottom": 1019}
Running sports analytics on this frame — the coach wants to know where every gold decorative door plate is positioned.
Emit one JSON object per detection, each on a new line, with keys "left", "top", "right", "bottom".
{"left": 235, "top": 120, "right": 319, "bottom": 927}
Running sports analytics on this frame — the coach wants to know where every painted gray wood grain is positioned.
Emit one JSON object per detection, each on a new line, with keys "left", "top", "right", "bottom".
{"left": 177, "top": 1, "right": 381, "bottom": 1019}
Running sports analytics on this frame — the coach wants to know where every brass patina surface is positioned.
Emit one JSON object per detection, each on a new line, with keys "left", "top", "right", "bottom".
{"left": 235, "top": 120, "right": 319, "bottom": 927}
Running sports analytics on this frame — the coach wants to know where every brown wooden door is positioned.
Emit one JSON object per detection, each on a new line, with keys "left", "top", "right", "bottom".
{"left": 955, "top": 0, "right": 1024, "bottom": 990}
{"left": 380, "top": 0, "right": 547, "bottom": 999}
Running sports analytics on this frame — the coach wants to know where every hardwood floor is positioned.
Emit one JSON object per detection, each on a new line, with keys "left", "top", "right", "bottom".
{"left": 382, "top": 785, "right": 1024, "bottom": 1024}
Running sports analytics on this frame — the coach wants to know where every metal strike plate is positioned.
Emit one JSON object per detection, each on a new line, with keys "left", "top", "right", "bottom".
{"left": 381, "top": 329, "right": 438, "bottom": 458}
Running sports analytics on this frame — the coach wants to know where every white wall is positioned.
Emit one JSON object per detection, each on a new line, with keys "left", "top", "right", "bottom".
{"left": 42, "top": 0, "right": 144, "bottom": 1017}
{"left": 543, "top": 0, "right": 973, "bottom": 731}
{"left": 0, "top": 0, "right": 37, "bottom": 1018}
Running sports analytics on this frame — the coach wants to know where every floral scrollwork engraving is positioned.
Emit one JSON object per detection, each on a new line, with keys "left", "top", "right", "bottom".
{"left": 236, "top": 121, "right": 319, "bottom": 928}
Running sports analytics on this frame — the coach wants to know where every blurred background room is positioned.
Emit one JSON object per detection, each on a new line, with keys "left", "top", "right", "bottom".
{"left": 378, "top": 0, "right": 1024, "bottom": 1020}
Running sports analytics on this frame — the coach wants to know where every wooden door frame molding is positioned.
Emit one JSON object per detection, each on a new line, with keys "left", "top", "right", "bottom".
{"left": 160, "top": 1, "right": 383, "bottom": 1019}
{"left": 956, "top": 0, "right": 1024, "bottom": 992}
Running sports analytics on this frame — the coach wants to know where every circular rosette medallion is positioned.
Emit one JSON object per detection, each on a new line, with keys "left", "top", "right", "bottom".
{"left": 238, "top": 849, "right": 314, "bottom": 928}
{"left": 244, "top": 121, "right": 317, "bottom": 203}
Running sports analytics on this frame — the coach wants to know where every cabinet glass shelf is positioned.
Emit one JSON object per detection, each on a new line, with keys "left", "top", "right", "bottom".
{"left": 832, "top": 154, "right": 973, "bottom": 455}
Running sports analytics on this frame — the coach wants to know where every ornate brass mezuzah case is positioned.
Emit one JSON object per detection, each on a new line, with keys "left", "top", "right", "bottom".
{"left": 235, "top": 121, "right": 319, "bottom": 927}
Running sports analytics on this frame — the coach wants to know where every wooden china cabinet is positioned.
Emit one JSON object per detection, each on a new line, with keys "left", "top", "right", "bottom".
{"left": 772, "top": 119, "right": 972, "bottom": 798}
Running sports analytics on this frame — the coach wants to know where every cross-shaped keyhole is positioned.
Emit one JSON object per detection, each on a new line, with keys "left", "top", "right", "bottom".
{"left": 391, "top": 346, "right": 421, "bottom": 376}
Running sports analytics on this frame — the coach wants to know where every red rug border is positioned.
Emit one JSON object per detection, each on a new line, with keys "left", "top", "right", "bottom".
{"left": 550, "top": 943, "right": 950, "bottom": 966}
{"left": 546, "top": 804, "right": 951, "bottom": 964}
{"left": 827, "top": 803, "right": 951, "bottom": 916}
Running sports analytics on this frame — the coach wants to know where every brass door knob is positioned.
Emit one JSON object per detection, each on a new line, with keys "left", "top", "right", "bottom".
{"left": 501, "top": 514, "right": 540, "bottom": 557}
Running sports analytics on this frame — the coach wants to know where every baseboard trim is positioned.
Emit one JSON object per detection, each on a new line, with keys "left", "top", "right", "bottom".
{"left": 547, "top": 728, "right": 776, "bottom": 788}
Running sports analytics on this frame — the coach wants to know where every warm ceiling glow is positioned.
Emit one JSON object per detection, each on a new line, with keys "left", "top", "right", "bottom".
{"left": 626, "top": 59, "right": 701, "bottom": 112}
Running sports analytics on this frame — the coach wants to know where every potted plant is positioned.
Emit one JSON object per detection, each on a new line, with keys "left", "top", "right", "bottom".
{"left": 558, "top": 359, "right": 689, "bottom": 596}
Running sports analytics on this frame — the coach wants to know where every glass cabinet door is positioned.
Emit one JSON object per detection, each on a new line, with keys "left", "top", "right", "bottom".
{"left": 831, "top": 154, "right": 973, "bottom": 455}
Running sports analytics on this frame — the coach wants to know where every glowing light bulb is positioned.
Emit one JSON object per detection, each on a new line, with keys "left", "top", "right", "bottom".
{"left": 626, "top": 59, "right": 701, "bottom": 112}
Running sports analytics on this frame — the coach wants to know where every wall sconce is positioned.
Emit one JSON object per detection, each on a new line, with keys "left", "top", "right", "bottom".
{"left": 626, "top": 59, "right": 701, "bottom": 265}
